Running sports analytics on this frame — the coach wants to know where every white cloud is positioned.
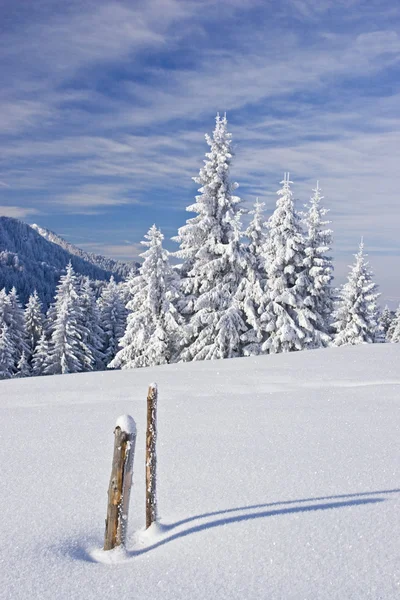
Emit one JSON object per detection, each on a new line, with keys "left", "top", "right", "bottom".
{"left": 50, "top": 183, "right": 143, "bottom": 214}
{"left": 79, "top": 241, "right": 143, "bottom": 260}
{"left": 0, "top": 206, "right": 39, "bottom": 219}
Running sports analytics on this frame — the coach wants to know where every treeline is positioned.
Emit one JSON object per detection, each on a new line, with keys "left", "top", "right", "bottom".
{"left": 0, "top": 273, "right": 127, "bottom": 378}
{"left": 1, "top": 114, "right": 399, "bottom": 379}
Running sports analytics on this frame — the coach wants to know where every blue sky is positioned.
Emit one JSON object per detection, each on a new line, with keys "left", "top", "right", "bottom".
{"left": 1, "top": 0, "right": 400, "bottom": 304}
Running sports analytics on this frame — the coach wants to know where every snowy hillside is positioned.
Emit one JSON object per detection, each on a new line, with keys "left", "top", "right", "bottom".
{"left": 0, "top": 345, "right": 399, "bottom": 600}
{"left": 0, "top": 217, "right": 130, "bottom": 306}
{"left": 31, "top": 223, "right": 136, "bottom": 279}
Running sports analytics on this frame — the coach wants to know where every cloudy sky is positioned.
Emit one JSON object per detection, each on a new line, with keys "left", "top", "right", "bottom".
{"left": 0, "top": 0, "right": 399, "bottom": 304}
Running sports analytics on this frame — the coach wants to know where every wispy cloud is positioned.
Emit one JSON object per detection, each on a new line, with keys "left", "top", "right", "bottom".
{"left": 79, "top": 241, "right": 143, "bottom": 261}
{"left": 0, "top": 206, "right": 39, "bottom": 219}
{"left": 0, "top": 0, "right": 399, "bottom": 301}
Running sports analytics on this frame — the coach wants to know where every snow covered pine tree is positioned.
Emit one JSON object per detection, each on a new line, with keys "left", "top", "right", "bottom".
{"left": 0, "top": 324, "right": 14, "bottom": 379}
{"left": 31, "top": 332, "right": 50, "bottom": 376}
{"left": 24, "top": 290, "right": 44, "bottom": 360}
{"left": 301, "top": 183, "right": 334, "bottom": 347}
{"left": 0, "top": 287, "right": 29, "bottom": 373}
{"left": 44, "top": 263, "right": 92, "bottom": 374}
{"left": 98, "top": 276, "right": 127, "bottom": 367}
{"left": 173, "top": 113, "right": 248, "bottom": 360}
{"left": 77, "top": 277, "right": 105, "bottom": 371}
{"left": 388, "top": 305, "right": 400, "bottom": 343}
{"left": 237, "top": 199, "right": 267, "bottom": 355}
{"left": 333, "top": 240, "right": 380, "bottom": 345}
{"left": 261, "top": 174, "right": 318, "bottom": 353}
{"left": 16, "top": 351, "right": 31, "bottom": 378}
{"left": 109, "top": 225, "right": 181, "bottom": 369}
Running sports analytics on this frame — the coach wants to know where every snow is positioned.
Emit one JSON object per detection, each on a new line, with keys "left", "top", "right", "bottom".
{"left": 115, "top": 414, "right": 137, "bottom": 435}
{"left": 0, "top": 344, "right": 399, "bottom": 599}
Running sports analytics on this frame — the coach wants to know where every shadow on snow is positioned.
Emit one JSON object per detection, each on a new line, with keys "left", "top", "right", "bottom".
{"left": 61, "top": 487, "right": 399, "bottom": 562}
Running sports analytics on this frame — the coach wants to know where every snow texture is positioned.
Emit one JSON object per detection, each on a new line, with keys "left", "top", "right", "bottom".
{"left": 0, "top": 344, "right": 399, "bottom": 600}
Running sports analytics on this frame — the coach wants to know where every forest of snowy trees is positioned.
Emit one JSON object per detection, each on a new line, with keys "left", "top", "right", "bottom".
{"left": 0, "top": 114, "right": 399, "bottom": 379}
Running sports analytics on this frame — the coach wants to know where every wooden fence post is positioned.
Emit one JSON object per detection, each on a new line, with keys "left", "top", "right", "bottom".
{"left": 146, "top": 383, "right": 158, "bottom": 529}
{"left": 104, "top": 415, "right": 137, "bottom": 551}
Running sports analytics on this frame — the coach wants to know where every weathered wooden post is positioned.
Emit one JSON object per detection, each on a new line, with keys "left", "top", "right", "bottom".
{"left": 146, "top": 383, "right": 158, "bottom": 529}
{"left": 104, "top": 415, "right": 137, "bottom": 551}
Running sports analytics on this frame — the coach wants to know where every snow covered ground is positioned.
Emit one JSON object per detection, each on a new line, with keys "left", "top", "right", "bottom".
{"left": 0, "top": 344, "right": 399, "bottom": 599}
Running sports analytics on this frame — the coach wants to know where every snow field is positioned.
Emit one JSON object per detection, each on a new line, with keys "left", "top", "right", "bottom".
{"left": 0, "top": 344, "right": 399, "bottom": 599}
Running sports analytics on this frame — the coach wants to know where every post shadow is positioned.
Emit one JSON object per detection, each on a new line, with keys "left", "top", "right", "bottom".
{"left": 127, "top": 496, "right": 385, "bottom": 557}
{"left": 162, "top": 487, "right": 400, "bottom": 531}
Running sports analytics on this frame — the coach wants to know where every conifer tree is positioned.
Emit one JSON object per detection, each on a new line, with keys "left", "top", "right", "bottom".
{"left": 98, "top": 276, "right": 127, "bottom": 366}
{"left": 260, "top": 174, "right": 316, "bottom": 353}
{"left": 15, "top": 351, "right": 31, "bottom": 378}
{"left": 0, "top": 324, "right": 14, "bottom": 379}
{"left": 110, "top": 225, "right": 181, "bottom": 369}
{"left": 388, "top": 305, "right": 400, "bottom": 343}
{"left": 0, "top": 287, "right": 28, "bottom": 372}
{"left": 7, "top": 287, "right": 29, "bottom": 358}
{"left": 301, "top": 183, "right": 334, "bottom": 347}
{"left": 77, "top": 277, "right": 104, "bottom": 370}
{"left": 173, "top": 113, "right": 248, "bottom": 360}
{"left": 333, "top": 240, "right": 380, "bottom": 346}
{"left": 45, "top": 263, "right": 90, "bottom": 375}
{"left": 384, "top": 306, "right": 396, "bottom": 340}
{"left": 31, "top": 332, "right": 50, "bottom": 376}
{"left": 0, "top": 288, "right": 8, "bottom": 323}
{"left": 24, "top": 291, "right": 44, "bottom": 358}
{"left": 236, "top": 201, "right": 268, "bottom": 355}
{"left": 246, "top": 198, "right": 267, "bottom": 261}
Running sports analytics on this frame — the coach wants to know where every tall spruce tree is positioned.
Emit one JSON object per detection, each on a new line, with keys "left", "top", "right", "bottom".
{"left": 45, "top": 263, "right": 91, "bottom": 375}
{"left": 173, "top": 113, "right": 248, "bottom": 360}
{"left": 301, "top": 183, "right": 334, "bottom": 347}
{"left": 0, "top": 324, "right": 14, "bottom": 379}
{"left": 109, "top": 225, "right": 181, "bottom": 369}
{"left": 237, "top": 200, "right": 267, "bottom": 355}
{"left": 260, "top": 174, "right": 316, "bottom": 353}
{"left": 0, "top": 287, "right": 28, "bottom": 373}
{"left": 388, "top": 305, "right": 400, "bottom": 343}
{"left": 8, "top": 287, "right": 29, "bottom": 357}
{"left": 24, "top": 290, "right": 44, "bottom": 359}
{"left": 77, "top": 277, "right": 104, "bottom": 371}
{"left": 333, "top": 240, "right": 380, "bottom": 346}
{"left": 15, "top": 351, "right": 31, "bottom": 378}
{"left": 98, "top": 276, "right": 127, "bottom": 366}
{"left": 246, "top": 198, "right": 267, "bottom": 260}
{"left": 380, "top": 305, "right": 393, "bottom": 339}
{"left": 31, "top": 332, "right": 50, "bottom": 376}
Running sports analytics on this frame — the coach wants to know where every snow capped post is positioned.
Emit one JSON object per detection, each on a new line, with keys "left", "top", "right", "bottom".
{"left": 146, "top": 383, "right": 158, "bottom": 529}
{"left": 104, "top": 415, "right": 137, "bottom": 551}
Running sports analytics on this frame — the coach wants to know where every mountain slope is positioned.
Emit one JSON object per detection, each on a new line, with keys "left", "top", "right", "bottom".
{"left": 0, "top": 216, "right": 130, "bottom": 306}
{"left": 31, "top": 223, "right": 135, "bottom": 279}
{"left": 0, "top": 344, "right": 399, "bottom": 600}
